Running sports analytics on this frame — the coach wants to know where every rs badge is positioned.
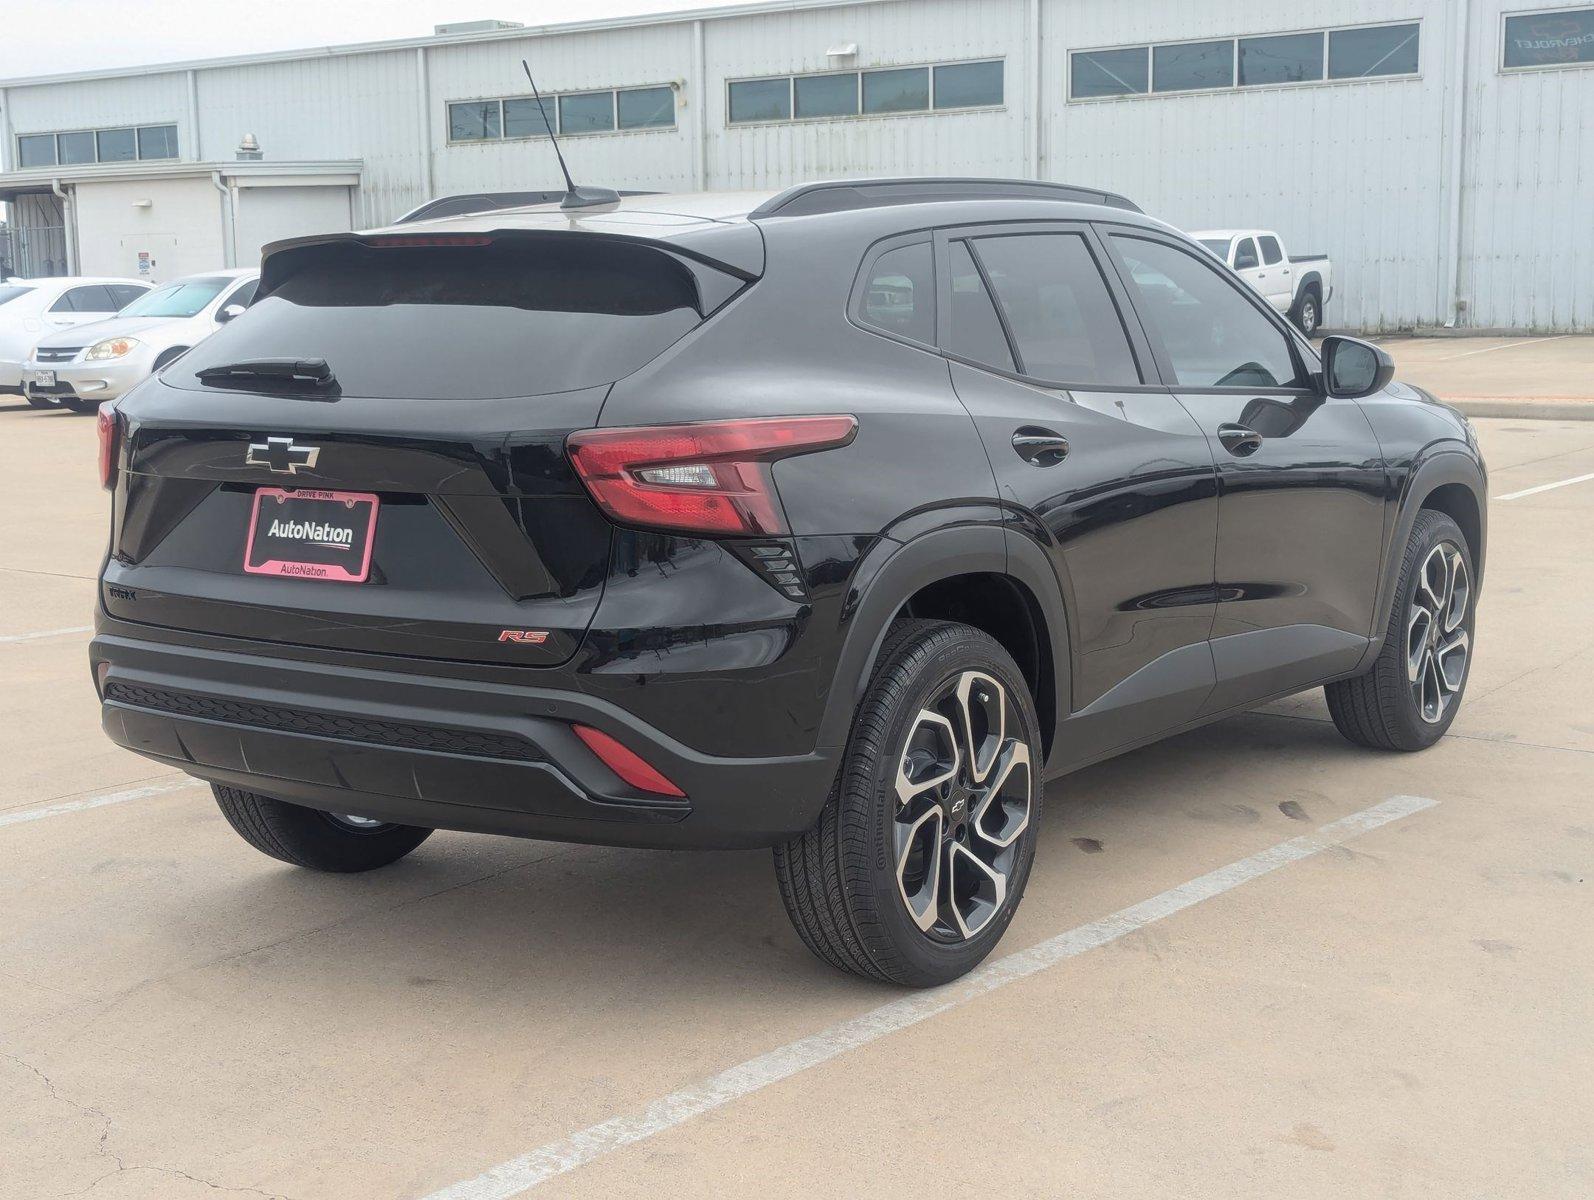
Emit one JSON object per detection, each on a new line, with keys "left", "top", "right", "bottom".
{"left": 498, "top": 630, "right": 550, "bottom": 644}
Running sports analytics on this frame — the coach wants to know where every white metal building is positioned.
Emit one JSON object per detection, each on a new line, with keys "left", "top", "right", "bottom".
{"left": 0, "top": 0, "right": 1590, "bottom": 330}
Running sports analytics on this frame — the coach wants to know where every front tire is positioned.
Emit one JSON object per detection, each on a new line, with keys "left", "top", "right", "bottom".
{"left": 774, "top": 620, "right": 1042, "bottom": 987}
{"left": 213, "top": 785, "right": 432, "bottom": 872}
{"left": 1326, "top": 510, "right": 1474, "bottom": 751}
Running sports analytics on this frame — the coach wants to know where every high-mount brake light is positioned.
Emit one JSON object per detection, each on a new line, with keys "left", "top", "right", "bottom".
{"left": 566, "top": 415, "right": 857, "bottom": 537}
{"left": 365, "top": 234, "right": 493, "bottom": 248}
{"left": 96, "top": 404, "right": 120, "bottom": 490}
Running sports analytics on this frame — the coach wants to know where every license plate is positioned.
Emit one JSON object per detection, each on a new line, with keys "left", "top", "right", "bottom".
{"left": 29, "top": 370, "right": 56, "bottom": 387}
{"left": 244, "top": 488, "right": 379, "bottom": 583}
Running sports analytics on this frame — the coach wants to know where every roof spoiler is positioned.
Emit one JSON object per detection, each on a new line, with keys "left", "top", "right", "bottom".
{"left": 394, "top": 189, "right": 661, "bottom": 224}
{"left": 750, "top": 178, "right": 1142, "bottom": 219}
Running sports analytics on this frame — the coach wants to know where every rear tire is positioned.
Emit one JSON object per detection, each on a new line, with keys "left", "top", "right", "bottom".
{"left": 1326, "top": 510, "right": 1474, "bottom": 751}
{"left": 774, "top": 619, "right": 1042, "bottom": 987}
{"left": 1294, "top": 285, "right": 1322, "bottom": 337}
{"left": 213, "top": 785, "right": 432, "bottom": 872}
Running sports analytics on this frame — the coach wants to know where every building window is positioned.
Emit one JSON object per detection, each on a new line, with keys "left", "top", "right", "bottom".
{"left": 1239, "top": 32, "right": 1325, "bottom": 85}
{"left": 1070, "top": 47, "right": 1150, "bottom": 97}
{"left": 1502, "top": 7, "right": 1594, "bottom": 70}
{"left": 1153, "top": 40, "right": 1236, "bottom": 92}
{"left": 618, "top": 85, "right": 676, "bottom": 129}
{"left": 446, "top": 84, "right": 675, "bottom": 143}
{"left": 934, "top": 59, "right": 1005, "bottom": 108}
{"left": 729, "top": 58, "right": 1002, "bottom": 124}
{"left": 1329, "top": 23, "right": 1421, "bottom": 78}
{"left": 1071, "top": 21, "right": 1419, "bottom": 100}
{"left": 795, "top": 72, "right": 858, "bottom": 119}
{"left": 14, "top": 122, "right": 179, "bottom": 167}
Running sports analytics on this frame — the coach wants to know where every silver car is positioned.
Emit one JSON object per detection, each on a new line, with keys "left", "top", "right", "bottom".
{"left": 24, "top": 268, "right": 259, "bottom": 413}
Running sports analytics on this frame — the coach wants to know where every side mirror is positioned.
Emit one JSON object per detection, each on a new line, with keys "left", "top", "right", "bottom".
{"left": 217, "top": 304, "right": 246, "bottom": 324}
{"left": 1233, "top": 249, "right": 1259, "bottom": 271}
{"left": 1321, "top": 335, "right": 1394, "bottom": 399}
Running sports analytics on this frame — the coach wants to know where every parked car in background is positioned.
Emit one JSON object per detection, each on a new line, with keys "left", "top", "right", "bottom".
{"left": 24, "top": 269, "right": 259, "bottom": 413}
{"left": 1191, "top": 229, "right": 1332, "bottom": 336}
{"left": 0, "top": 276, "right": 152, "bottom": 399}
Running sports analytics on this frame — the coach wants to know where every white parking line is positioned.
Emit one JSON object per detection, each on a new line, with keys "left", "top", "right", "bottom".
{"left": 421, "top": 793, "right": 1438, "bottom": 1200}
{"left": 1495, "top": 471, "right": 1594, "bottom": 502}
{"left": 0, "top": 624, "right": 92, "bottom": 644}
{"left": 0, "top": 777, "right": 204, "bottom": 829}
{"left": 1435, "top": 334, "right": 1568, "bottom": 360}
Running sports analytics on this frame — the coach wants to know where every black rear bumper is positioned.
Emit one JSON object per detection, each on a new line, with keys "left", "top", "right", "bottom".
{"left": 92, "top": 630, "right": 838, "bottom": 849}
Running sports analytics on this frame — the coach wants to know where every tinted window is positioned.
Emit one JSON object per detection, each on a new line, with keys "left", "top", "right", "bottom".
{"left": 503, "top": 96, "right": 555, "bottom": 138}
{"left": 18, "top": 134, "right": 56, "bottom": 167}
{"left": 1198, "top": 238, "right": 1232, "bottom": 260}
{"left": 110, "top": 284, "right": 149, "bottom": 309}
{"left": 934, "top": 60, "right": 1003, "bottom": 108}
{"left": 862, "top": 67, "right": 930, "bottom": 113}
{"left": 617, "top": 86, "right": 675, "bottom": 129}
{"left": 973, "top": 233, "right": 1140, "bottom": 386}
{"left": 449, "top": 101, "right": 500, "bottom": 141}
{"left": 1071, "top": 48, "right": 1149, "bottom": 97}
{"left": 1239, "top": 32, "right": 1325, "bottom": 84}
{"left": 138, "top": 124, "right": 179, "bottom": 159}
{"left": 58, "top": 131, "right": 96, "bottom": 164}
{"left": 945, "top": 240, "right": 1015, "bottom": 372}
{"left": 0, "top": 286, "right": 37, "bottom": 307}
{"left": 859, "top": 242, "right": 934, "bottom": 345}
{"left": 1233, "top": 238, "right": 1259, "bottom": 270}
{"left": 121, "top": 277, "right": 232, "bottom": 318}
{"left": 728, "top": 78, "right": 790, "bottom": 123}
{"left": 96, "top": 128, "right": 137, "bottom": 162}
{"left": 559, "top": 91, "right": 614, "bottom": 134}
{"left": 222, "top": 279, "right": 260, "bottom": 309}
{"left": 1503, "top": 8, "right": 1594, "bottom": 68}
{"left": 1328, "top": 24, "right": 1420, "bottom": 79}
{"left": 1259, "top": 236, "right": 1283, "bottom": 265}
{"left": 795, "top": 72, "right": 858, "bottom": 118}
{"left": 1154, "top": 40, "right": 1235, "bottom": 91}
{"left": 1111, "top": 235, "right": 1306, "bottom": 389}
{"left": 52, "top": 285, "right": 116, "bottom": 313}
{"left": 177, "top": 239, "right": 708, "bottom": 400}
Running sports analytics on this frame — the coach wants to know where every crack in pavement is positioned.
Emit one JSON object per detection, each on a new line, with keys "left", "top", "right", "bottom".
{"left": 5, "top": 1050, "right": 300, "bottom": 1200}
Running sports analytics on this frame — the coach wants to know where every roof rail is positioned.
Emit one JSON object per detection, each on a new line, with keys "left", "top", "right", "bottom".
{"left": 748, "top": 177, "right": 1142, "bottom": 220}
{"left": 395, "top": 189, "right": 659, "bottom": 224}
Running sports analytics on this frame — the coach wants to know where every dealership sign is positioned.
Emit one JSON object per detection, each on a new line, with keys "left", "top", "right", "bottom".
{"left": 1503, "top": 9, "right": 1594, "bottom": 68}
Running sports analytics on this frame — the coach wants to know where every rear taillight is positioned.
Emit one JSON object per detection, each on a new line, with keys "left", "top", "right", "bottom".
{"left": 572, "top": 724, "right": 686, "bottom": 797}
{"left": 96, "top": 404, "right": 119, "bottom": 490}
{"left": 566, "top": 415, "right": 857, "bottom": 536}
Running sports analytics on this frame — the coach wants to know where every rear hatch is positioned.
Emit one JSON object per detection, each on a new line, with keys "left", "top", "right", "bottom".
{"left": 103, "top": 230, "right": 750, "bottom": 667}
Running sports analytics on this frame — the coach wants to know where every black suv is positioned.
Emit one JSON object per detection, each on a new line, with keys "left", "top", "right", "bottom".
{"left": 92, "top": 179, "right": 1486, "bottom": 987}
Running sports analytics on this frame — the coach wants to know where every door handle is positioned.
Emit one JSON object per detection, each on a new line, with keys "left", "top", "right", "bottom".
{"left": 1217, "top": 423, "right": 1264, "bottom": 457}
{"left": 1012, "top": 428, "right": 1070, "bottom": 466}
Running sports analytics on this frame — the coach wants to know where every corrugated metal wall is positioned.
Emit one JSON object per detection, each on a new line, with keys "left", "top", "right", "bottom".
{"left": 3, "top": 0, "right": 1590, "bottom": 329}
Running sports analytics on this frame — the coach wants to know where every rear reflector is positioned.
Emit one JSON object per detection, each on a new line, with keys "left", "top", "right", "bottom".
{"left": 572, "top": 724, "right": 686, "bottom": 797}
{"left": 97, "top": 404, "right": 119, "bottom": 490}
{"left": 567, "top": 415, "right": 856, "bottom": 536}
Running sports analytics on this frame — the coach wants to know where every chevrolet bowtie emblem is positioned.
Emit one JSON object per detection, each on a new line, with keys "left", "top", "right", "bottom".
{"left": 246, "top": 436, "right": 320, "bottom": 475}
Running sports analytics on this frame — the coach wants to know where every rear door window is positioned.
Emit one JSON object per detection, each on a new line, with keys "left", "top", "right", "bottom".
{"left": 175, "top": 237, "right": 710, "bottom": 400}
{"left": 944, "top": 240, "right": 1015, "bottom": 372}
{"left": 1259, "top": 235, "right": 1284, "bottom": 265}
{"left": 968, "top": 232, "right": 1142, "bottom": 386}
{"left": 51, "top": 285, "right": 116, "bottom": 313}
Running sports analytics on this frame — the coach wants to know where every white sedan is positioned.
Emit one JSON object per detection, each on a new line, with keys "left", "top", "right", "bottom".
{"left": 0, "top": 276, "right": 153, "bottom": 398}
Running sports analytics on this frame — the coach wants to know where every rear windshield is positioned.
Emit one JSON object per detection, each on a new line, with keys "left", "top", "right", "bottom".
{"left": 120, "top": 277, "right": 233, "bottom": 318}
{"left": 0, "top": 285, "right": 35, "bottom": 307}
{"left": 175, "top": 237, "right": 706, "bottom": 400}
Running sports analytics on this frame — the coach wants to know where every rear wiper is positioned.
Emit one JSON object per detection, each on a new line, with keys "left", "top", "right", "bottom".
{"left": 195, "top": 357, "right": 338, "bottom": 394}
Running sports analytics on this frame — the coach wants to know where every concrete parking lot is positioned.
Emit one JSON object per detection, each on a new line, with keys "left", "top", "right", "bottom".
{"left": 3, "top": 341, "right": 1592, "bottom": 1199}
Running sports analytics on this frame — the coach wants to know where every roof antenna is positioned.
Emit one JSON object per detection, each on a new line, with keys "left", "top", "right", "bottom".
{"left": 521, "top": 60, "right": 620, "bottom": 210}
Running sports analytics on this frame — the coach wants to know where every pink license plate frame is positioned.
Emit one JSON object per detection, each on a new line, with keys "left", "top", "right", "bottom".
{"left": 244, "top": 487, "right": 380, "bottom": 584}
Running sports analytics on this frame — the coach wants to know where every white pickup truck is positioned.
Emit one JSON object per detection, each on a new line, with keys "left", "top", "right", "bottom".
{"left": 1190, "top": 229, "right": 1333, "bottom": 337}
